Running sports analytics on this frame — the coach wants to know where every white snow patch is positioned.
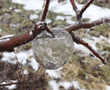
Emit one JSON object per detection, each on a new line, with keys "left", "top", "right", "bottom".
{"left": 49, "top": 80, "right": 82, "bottom": 90}
{"left": 16, "top": 51, "right": 28, "bottom": 64}
{"left": 56, "top": 16, "right": 65, "bottom": 20}
{"left": 83, "top": 5, "right": 110, "bottom": 21}
{"left": 24, "top": 69, "right": 29, "bottom": 75}
{"left": 2, "top": 80, "right": 17, "bottom": 90}
{"left": 46, "top": 19, "right": 52, "bottom": 24}
{"left": 72, "top": 80, "right": 81, "bottom": 90}
{"left": 59, "top": 80, "right": 84, "bottom": 90}
{"left": 2, "top": 49, "right": 39, "bottom": 71}
{"left": 48, "top": 80, "right": 59, "bottom": 90}
{"left": 29, "top": 57, "right": 39, "bottom": 71}
{"left": 30, "top": 14, "right": 38, "bottom": 20}
{"left": 46, "top": 68, "right": 62, "bottom": 79}
{"left": 7, "top": 84, "right": 16, "bottom": 90}
{"left": 2, "top": 52, "right": 17, "bottom": 64}
{"left": 106, "top": 85, "right": 110, "bottom": 90}
{"left": 59, "top": 81, "right": 72, "bottom": 89}
{"left": 53, "top": 0, "right": 76, "bottom": 16}
{"left": 16, "top": 49, "right": 39, "bottom": 71}
{"left": 12, "top": 0, "right": 44, "bottom": 10}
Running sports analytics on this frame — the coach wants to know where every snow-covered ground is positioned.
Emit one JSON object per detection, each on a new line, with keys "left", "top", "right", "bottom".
{"left": 12, "top": 0, "right": 110, "bottom": 21}
{"left": 1, "top": 48, "right": 83, "bottom": 90}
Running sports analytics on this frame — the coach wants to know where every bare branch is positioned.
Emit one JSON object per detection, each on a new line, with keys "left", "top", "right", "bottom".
{"left": 70, "top": 0, "right": 94, "bottom": 21}
{"left": 70, "top": 0, "right": 78, "bottom": 14}
{"left": 0, "top": 22, "right": 50, "bottom": 52}
{"left": 0, "top": 32, "right": 33, "bottom": 52}
{"left": 78, "top": 0, "right": 94, "bottom": 20}
{"left": 0, "top": 17, "right": 110, "bottom": 52}
{"left": 66, "top": 17, "right": 110, "bottom": 32}
{"left": 41, "top": 0, "right": 50, "bottom": 21}
{"left": 0, "top": 0, "right": 53, "bottom": 52}
{"left": 69, "top": 32, "right": 106, "bottom": 64}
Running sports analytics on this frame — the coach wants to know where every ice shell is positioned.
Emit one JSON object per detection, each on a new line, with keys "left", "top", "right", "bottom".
{"left": 32, "top": 28, "right": 74, "bottom": 69}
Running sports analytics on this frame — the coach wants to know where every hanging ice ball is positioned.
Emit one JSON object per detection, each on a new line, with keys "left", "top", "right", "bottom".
{"left": 32, "top": 28, "right": 74, "bottom": 69}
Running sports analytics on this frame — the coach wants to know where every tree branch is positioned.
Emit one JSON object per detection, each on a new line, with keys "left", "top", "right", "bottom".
{"left": 41, "top": 0, "right": 50, "bottom": 21}
{"left": 66, "top": 17, "right": 110, "bottom": 32}
{"left": 69, "top": 32, "right": 106, "bottom": 64}
{"left": 0, "top": 22, "right": 49, "bottom": 52}
{"left": 70, "top": 0, "right": 94, "bottom": 21}
{"left": 0, "top": 0, "right": 52, "bottom": 52}
{"left": 0, "top": 33, "right": 33, "bottom": 52}
{"left": 0, "top": 17, "right": 110, "bottom": 52}
{"left": 78, "top": 0, "right": 94, "bottom": 20}
{"left": 70, "top": 0, "right": 78, "bottom": 14}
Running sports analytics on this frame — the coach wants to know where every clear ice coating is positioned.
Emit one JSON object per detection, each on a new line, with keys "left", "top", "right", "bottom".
{"left": 32, "top": 28, "right": 74, "bottom": 69}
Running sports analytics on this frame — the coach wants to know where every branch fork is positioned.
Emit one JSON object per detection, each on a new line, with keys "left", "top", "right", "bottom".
{"left": 70, "top": 0, "right": 94, "bottom": 21}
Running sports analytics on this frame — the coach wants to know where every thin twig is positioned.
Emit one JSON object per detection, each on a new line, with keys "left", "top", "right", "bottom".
{"left": 70, "top": 0, "right": 78, "bottom": 14}
{"left": 69, "top": 32, "right": 106, "bottom": 64}
{"left": 78, "top": 0, "right": 94, "bottom": 20}
{"left": 41, "top": 0, "right": 50, "bottom": 21}
{"left": 70, "top": 0, "right": 94, "bottom": 21}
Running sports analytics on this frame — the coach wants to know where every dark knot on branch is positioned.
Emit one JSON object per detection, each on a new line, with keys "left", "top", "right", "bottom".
{"left": 33, "top": 21, "right": 55, "bottom": 38}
